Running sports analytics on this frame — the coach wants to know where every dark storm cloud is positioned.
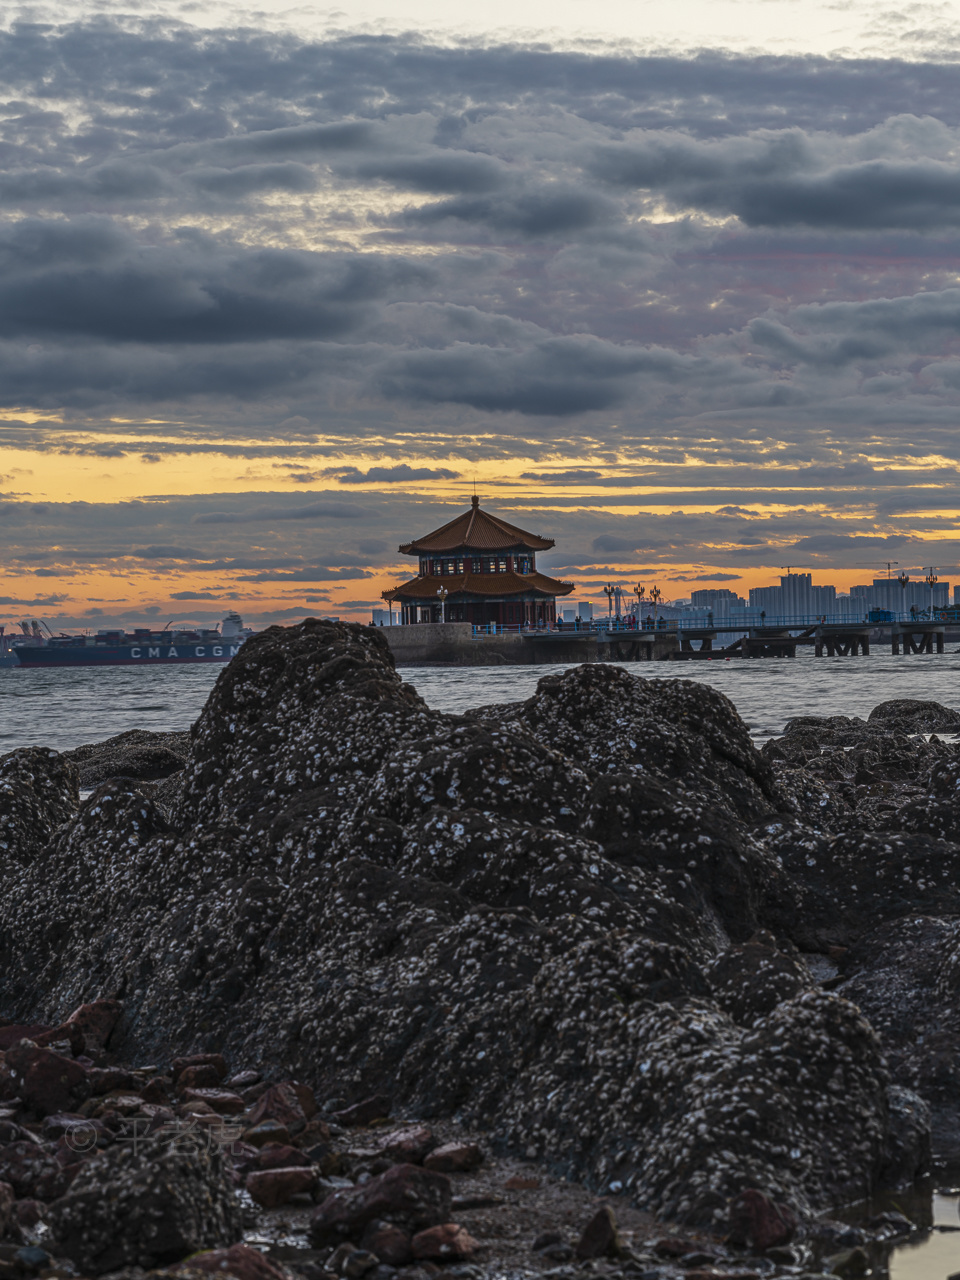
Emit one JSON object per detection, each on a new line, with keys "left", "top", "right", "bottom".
{"left": 0, "top": 219, "right": 432, "bottom": 344}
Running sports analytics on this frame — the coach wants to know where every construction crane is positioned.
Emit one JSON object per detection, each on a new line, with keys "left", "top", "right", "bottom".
{"left": 856, "top": 561, "right": 899, "bottom": 578}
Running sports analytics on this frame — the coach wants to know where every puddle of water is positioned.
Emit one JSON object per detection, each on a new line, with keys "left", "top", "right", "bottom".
{"left": 838, "top": 1173, "right": 960, "bottom": 1280}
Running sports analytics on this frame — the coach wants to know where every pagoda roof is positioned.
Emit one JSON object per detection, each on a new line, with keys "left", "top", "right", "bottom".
{"left": 383, "top": 570, "right": 573, "bottom": 602}
{"left": 399, "top": 496, "right": 554, "bottom": 555}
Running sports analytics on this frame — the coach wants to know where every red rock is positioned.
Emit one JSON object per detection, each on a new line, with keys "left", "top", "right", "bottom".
{"left": 33, "top": 1023, "right": 85, "bottom": 1057}
{"left": 333, "top": 1094, "right": 390, "bottom": 1127}
{"left": 309, "top": 1163, "right": 452, "bottom": 1246}
{"left": 171, "top": 1053, "right": 227, "bottom": 1083}
{"left": 175, "top": 1243, "right": 287, "bottom": 1280}
{"left": 0, "top": 1027, "right": 52, "bottom": 1053}
{"left": 226, "top": 1070, "right": 261, "bottom": 1090}
{"left": 504, "top": 1175, "right": 540, "bottom": 1190}
{"left": 245, "top": 1165, "right": 317, "bottom": 1208}
{"left": 653, "top": 1238, "right": 689, "bottom": 1258}
{"left": 291, "top": 1082, "right": 318, "bottom": 1119}
{"left": 181, "top": 1088, "right": 245, "bottom": 1115}
{"left": 373, "top": 1127, "right": 436, "bottom": 1166}
{"left": 423, "top": 1142, "right": 483, "bottom": 1173}
{"left": 177, "top": 1064, "right": 223, "bottom": 1091}
{"left": 139, "top": 1076, "right": 171, "bottom": 1105}
{"left": 87, "top": 1067, "right": 136, "bottom": 1096}
{"left": 0, "top": 1179, "right": 12, "bottom": 1235}
{"left": 240, "top": 1082, "right": 270, "bottom": 1106}
{"left": 411, "top": 1223, "right": 479, "bottom": 1261}
{"left": 256, "top": 1143, "right": 309, "bottom": 1171}
{"left": 360, "top": 1221, "right": 414, "bottom": 1266}
{"left": 575, "top": 1206, "right": 624, "bottom": 1260}
{"left": 63, "top": 1000, "right": 122, "bottom": 1054}
{"left": 295, "top": 1117, "right": 332, "bottom": 1150}
{"left": 247, "top": 1082, "right": 307, "bottom": 1133}
{"left": 243, "top": 1120, "right": 292, "bottom": 1148}
{"left": 727, "top": 1190, "right": 798, "bottom": 1252}
{"left": 4, "top": 1043, "right": 90, "bottom": 1117}
{"left": 13, "top": 1198, "right": 44, "bottom": 1229}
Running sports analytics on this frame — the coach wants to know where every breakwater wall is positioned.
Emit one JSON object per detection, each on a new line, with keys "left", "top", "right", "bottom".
{"left": 378, "top": 621, "right": 679, "bottom": 666}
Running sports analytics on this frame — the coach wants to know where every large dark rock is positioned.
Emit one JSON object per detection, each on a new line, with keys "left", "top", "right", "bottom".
{"left": 46, "top": 1133, "right": 241, "bottom": 1274}
{"left": 0, "top": 622, "right": 945, "bottom": 1223}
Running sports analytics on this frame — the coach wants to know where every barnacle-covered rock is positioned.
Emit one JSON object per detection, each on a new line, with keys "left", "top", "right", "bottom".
{"left": 0, "top": 621, "right": 940, "bottom": 1223}
{"left": 46, "top": 1133, "right": 241, "bottom": 1274}
{"left": 0, "top": 747, "right": 78, "bottom": 864}
{"left": 64, "top": 730, "right": 190, "bottom": 787}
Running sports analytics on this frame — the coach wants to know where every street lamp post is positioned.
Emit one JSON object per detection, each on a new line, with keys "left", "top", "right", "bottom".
{"left": 897, "top": 572, "right": 909, "bottom": 621}
{"left": 603, "top": 583, "right": 615, "bottom": 622}
{"left": 650, "top": 586, "right": 661, "bottom": 623}
{"left": 635, "top": 584, "right": 645, "bottom": 627}
{"left": 925, "top": 567, "right": 939, "bottom": 618}
{"left": 436, "top": 585, "right": 448, "bottom": 624}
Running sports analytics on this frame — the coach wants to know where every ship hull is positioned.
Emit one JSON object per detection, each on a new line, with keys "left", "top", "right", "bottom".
{"left": 13, "top": 642, "right": 243, "bottom": 668}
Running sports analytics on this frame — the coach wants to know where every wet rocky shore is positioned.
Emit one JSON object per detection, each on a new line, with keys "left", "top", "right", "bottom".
{"left": 2, "top": 619, "right": 960, "bottom": 1280}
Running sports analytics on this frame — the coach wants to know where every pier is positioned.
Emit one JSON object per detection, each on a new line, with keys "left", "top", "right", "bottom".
{"left": 378, "top": 612, "right": 960, "bottom": 667}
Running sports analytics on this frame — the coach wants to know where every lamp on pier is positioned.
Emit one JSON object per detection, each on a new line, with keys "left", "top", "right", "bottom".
{"left": 436, "top": 585, "right": 449, "bottom": 624}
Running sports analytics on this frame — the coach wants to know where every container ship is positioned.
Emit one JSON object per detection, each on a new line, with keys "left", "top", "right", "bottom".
{"left": 0, "top": 613, "right": 253, "bottom": 669}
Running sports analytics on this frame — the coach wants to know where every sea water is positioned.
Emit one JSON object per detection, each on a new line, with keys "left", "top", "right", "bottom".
{"left": 2, "top": 648, "right": 959, "bottom": 754}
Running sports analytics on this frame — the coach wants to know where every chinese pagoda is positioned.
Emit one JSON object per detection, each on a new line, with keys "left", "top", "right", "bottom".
{"left": 383, "top": 496, "right": 574, "bottom": 627}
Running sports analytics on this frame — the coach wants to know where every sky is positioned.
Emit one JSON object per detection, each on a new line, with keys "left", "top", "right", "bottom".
{"left": 4, "top": 0, "right": 960, "bottom": 627}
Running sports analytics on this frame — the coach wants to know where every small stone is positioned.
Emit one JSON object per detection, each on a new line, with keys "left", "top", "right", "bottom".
{"left": 372, "top": 1127, "right": 435, "bottom": 1165}
{"left": 171, "top": 1054, "right": 227, "bottom": 1084}
{"left": 652, "top": 1240, "right": 688, "bottom": 1259}
{"left": 575, "top": 1207, "right": 624, "bottom": 1260}
{"left": 63, "top": 1000, "right": 122, "bottom": 1055}
{"left": 226, "top": 1070, "right": 262, "bottom": 1090}
{"left": 247, "top": 1082, "right": 308, "bottom": 1133}
{"left": 411, "top": 1224, "right": 478, "bottom": 1261}
{"left": 826, "top": 1249, "right": 869, "bottom": 1278}
{"left": 255, "top": 1142, "right": 309, "bottom": 1170}
{"left": 14, "top": 1246, "right": 50, "bottom": 1275}
{"left": 727, "top": 1190, "right": 798, "bottom": 1253}
{"left": 87, "top": 1067, "right": 136, "bottom": 1096}
{"left": 423, "top": 1144, "right": 482, "bottom": 1174}
{"left": 13, "top": 1199, "right": 43, "bottom": 1229}
{"left": 140, "top": 1076, "right": 172, "bottom": 1105}
{"left": 310, "top": 1164, "right": 452, "bottom": 1246}
{"left": 291, "top": 1082, "right": 319, "bottom": 1119}
{"left": 178, "top": 1064, "right": 224, "bottom": 1091}
{"left": 245, "top": 1166, "right": 317, "bottom": 1208}
{"left": 182, "top": 1088, "right": 245, "bottom": 1115}
{"left": 506, "top": 1175, "right": 541, "bottom": 1191}
{"left": 539, "top": 1244, "right": 575, "bottom": 1263}
{"left": 334, "top": 1095, "right": 391, "bottom": 1127}
{"left": 361, "top": 1222, "right": 414, "bottom": 1266}
{"left": 533, "top": 1232, "right": 563, "bottom": 1252}
{"left": 179, "top": 1242, "right": 289, "bottom": 1280}
{"left": 4, "top": 1043, "right": 90, "bottom": 1118}
{"left": 244, "top": 1120, "right": 292, "bottom": 1148}
{"left": 342, "top": 1250, "right": 380, "bottom": 1278}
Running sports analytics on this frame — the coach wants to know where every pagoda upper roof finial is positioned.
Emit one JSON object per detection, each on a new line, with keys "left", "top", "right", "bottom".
{"left": 471, "top": 493, "right": 479, "bottom": 507}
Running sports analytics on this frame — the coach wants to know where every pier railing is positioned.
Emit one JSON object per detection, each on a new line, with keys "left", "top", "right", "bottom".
{"left": 470, "top": 609, "right": 960, "bottom": 637}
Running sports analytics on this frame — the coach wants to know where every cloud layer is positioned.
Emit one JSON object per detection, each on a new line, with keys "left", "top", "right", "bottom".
{"left": 2, "top": 20, "right": 960, "bottom": 613}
